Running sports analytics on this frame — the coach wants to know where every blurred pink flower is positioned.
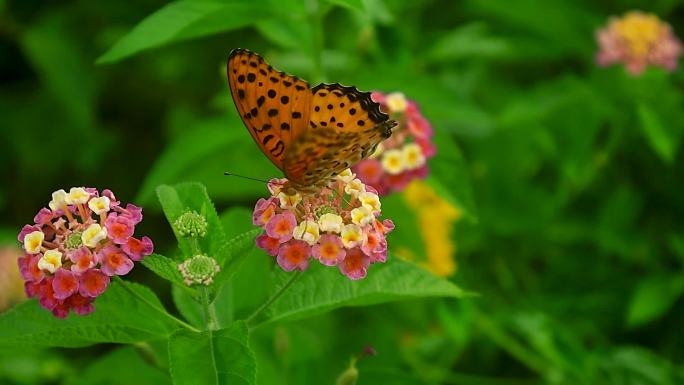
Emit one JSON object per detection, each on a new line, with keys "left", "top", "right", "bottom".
{"left": 596, "top": 11, "right": 682, "bottom": 75}
{"left": 353, "top": 92, "right": 436, "bottom": 195}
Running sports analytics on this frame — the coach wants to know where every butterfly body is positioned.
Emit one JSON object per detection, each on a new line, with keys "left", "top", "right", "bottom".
{"left": 227, "top": 48, "right": 396, "bottom": 191}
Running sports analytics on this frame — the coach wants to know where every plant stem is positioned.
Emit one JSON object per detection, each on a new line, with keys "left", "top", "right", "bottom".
{"left": 247, "top": 271, "right": 303, "bottom": 327}
{"left": 189, "top": 238, "right": 201, "bottom": 255}
{"left": 201, "top": 286, "right": 219, "bottom": 330}
{"left": 114, "top": 276, "right": 200, "bottom": 332}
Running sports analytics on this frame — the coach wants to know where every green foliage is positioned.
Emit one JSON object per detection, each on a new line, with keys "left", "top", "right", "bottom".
{"left": 0, "top": 282, "right": 177, "bottom": 347}
{"left": 3, "top": 0, "right": 684, "bottom": 383}
{"left": 261, "top": 259, "right": 464, "bottom": 325}
{"left": 97, "top": 1, "right": 275, "bottom": 64}
{"left": 168, "top": 321, "right": 255, "bottom": 385}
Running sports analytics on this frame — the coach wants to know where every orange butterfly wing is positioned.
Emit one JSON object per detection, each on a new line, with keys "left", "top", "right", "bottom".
{"left": 227, "top": 49, "right": 396, "bottom": 188}
{"left": 227, "top": 49, "right": 311, "bottom": 169}
{"left": 282, "top": 84, "right": 395, "bottom": 187}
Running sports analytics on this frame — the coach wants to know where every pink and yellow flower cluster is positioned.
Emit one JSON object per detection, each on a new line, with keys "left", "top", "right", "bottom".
{"left": 17, "top": 187, "right": 153, "bottom": 318}
{"left": 253, "top": 171, "right": 394, "bottom": 280}
{"left": 353, "top": 92, "right": 435, "bottom": 195}
{"left": 596, "top": 11, "right": 682, "bottom": 75}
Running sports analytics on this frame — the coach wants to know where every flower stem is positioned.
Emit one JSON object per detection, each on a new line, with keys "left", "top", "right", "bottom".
{"left": 201, "top": 286, "right": 219, "bottom": 330}
{"left": 247, "top": 271, "right": 303, "bottom": 327}
{"left": 114, "top": 276, "right": 200, "bottom": 332}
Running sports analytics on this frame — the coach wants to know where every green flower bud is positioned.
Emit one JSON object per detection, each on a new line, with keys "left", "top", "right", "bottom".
{"left": 174, "top": 210, "right": 208, "bottom": 238}
{"left": 315, "top": 205, "right": 337, "bottom": 217}
{"left": 65, "top": 231, "right": 83, "bottom": 250}
{"left": 177, "top": 254, "right": 220, "bottom": 286}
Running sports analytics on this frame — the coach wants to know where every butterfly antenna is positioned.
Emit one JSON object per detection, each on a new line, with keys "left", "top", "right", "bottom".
{"left": 224, "top": 172, "right": 270, "bottom": 184}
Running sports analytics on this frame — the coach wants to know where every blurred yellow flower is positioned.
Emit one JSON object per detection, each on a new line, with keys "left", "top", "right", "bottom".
{"left": 0, "top": 246, "right": 27, "bottom": 312}
{"left": 400, "top": 181, "right": 460, "bottom": 277}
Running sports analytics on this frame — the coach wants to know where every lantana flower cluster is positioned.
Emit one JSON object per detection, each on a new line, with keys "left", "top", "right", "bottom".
{"left": 17, "top": 187, "right": 153, "bottom": 318}
{"left": 253, "top": 170, "right": 394, "bottom": 280}
{"left": 596, "top": 10, "right": 682, "bottom": 75}
{"left": 352, "top": 92, "right": 435, "bottom": 195}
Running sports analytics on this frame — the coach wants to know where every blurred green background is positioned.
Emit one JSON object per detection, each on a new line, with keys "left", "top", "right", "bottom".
{"left": 2, "top": 0, "right": 684, "bottom": 384}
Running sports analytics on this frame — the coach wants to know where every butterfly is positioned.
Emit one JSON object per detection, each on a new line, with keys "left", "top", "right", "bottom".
{"left": 227, "top": 48, "right": 397, "bottom": 191}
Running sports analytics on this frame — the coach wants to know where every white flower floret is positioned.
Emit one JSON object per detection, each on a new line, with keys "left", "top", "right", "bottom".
{"left": 340, "top": 224, "right": 367, "bottom": 248}
{"left": 88, "top": 196, "right": 111, "bottom": 215}
{"left": 23, "top": 231, "right": 44, "bottom": 254}
{"left": 351, "top": 206, "right": 374, "bottom": 226}
{"left": 385, "top": 92, "right": 408, "bottom": 113}
{"left": 65, "top": 187, "right": 90, "bottom": 205}
{"left": 336, "top": 169, "right": 356, "bottom": 184}
{"left": 402, "top": 142, "right": 426, "bottom": 170}
{"left": 344, "top": 178, "right": 366, "bottom": 196}
{"left": 318, "top": 213, "right": 344, "bottom": 233}
{"left": 292, "top": 220, "right": 320, "bottom": 245}
{"left": 38, "top": 249, "right": 62, "bottom": 273}
{"left": 278, "top": 191, "right": 302, "bottom": 209}
{"left": 82, "top": 223, "right": 108, "bottom": 248}
{"left": 381, "top": 149, "right": 406, "bottom": 175}
{"left": 358, "top": 192, "right": 381, "bottom": 213}
{"left": 48, "top": 189, "right": 68, "bottom": 211}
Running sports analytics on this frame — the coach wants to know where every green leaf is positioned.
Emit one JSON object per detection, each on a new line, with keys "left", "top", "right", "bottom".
{"left": 325, "top": 0, "right": 365, "bottom": 12}
{"left": 141, "top": 253, "right": 186, "bottom": 287}
{"left": 0, "top": 282, "right": 177, "bottom": 348}
{"left": 262, "top": 258, "right": 465, "bottom": 324}
{"left": 172, "top": 282, "right": 237, "bottom": 330}
{"left": 219, "top": 206, "right": 255, "bottom": 239}
{"left": 156, "top": 183, "right": 226, "bottom": 263}
{"left": 66, "top": 346, "right": 171, "bottom": 385}
{"left": 428, "top": 22, "right": 512, "bottom": 62}
{"left": 626, "top": 275, "right": 684, "bottom": 328}
{"left": 213, "top": 229, "right": 261, "bottom": 288}
{"left": 97, "top": 0, "right": 276, "bottom": 64}
{"left": 172, "top": 285, "right": 204, "bottom": 329}
{"left": 168, "top": 321, "right": 255, "bottom": 385}
{"left": 429, "top": 132, "right": 477, "bottom": 222}
{"left": 637, "top": 103, "right": 677, "bottom": 164}
{"left": 136, "top": 116, "right": 276, "bottom": 206}
{"left": 21, "top": 18, "right": 95, "bottom": 131}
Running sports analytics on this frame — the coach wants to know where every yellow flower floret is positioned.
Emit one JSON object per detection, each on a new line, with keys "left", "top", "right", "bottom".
{"left": 38, "top": 249, "right": 62, "bottom": 273}
{"left": 385, "top": 92, "right": 408, "bottom": 113}
{"left": 358, "top": 192, "right": 381, "bottom": 213}
{"left": 336, "top": 169, "right": 356, "bottom": 184}
{"left": 278, "top": 191, "right": 302, "bottom": 209}
{"left": 318, "top": 213, "right": 344, "bottom": 233}
{"left": 23, "top": 231, "right": 44, "bottom": 254}
{"left": 344, "top": 178, "right": 366, "bottom": 196}
{"left": 48, "top": 189, "right": 68, "bottom": 212}
{"left": 402, "top": 142, "right": 426, "bottom": 170}
{"left": 66, "top": 187, "right": 90, "bottom": 205}
{"left": 292, "top": 220, "right": 320, "bottom": 245}
{"left": 381, "top": 149, "right": 406, "bottom": 175}
{"left": 340, "top": 224, "right": 366, "bottom": 248}
{"left": 88, "top": 196, "right": 111, "bottom": 215}
{"left": 82, "top": 223, "right": 107, "bottom": 248}
{"left": 351, "top": 206, "right": 374, "bottom": 226}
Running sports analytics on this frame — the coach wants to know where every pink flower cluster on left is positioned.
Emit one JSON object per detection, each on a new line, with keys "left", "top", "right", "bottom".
{"left": 17, "top": 187, "right": 153, "bottom": 318}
